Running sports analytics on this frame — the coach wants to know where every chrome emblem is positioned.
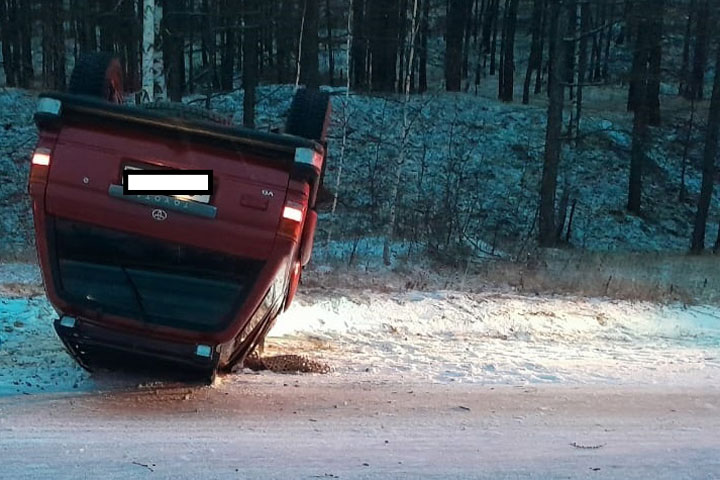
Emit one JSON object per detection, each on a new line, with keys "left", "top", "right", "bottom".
{"left": 262, "top": 189, "right": 274, "bottom": 197}
{"left": 152, "top": 209, "right": 168, "bottom": 221}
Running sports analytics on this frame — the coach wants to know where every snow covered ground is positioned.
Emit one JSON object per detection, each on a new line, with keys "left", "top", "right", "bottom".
{"left": 2, "top": 262, "right": 720, "bottom": 396}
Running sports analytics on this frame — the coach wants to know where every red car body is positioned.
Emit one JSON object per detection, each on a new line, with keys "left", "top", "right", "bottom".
{"left": 28, "top": 92, "right": 327, "bottom": 381}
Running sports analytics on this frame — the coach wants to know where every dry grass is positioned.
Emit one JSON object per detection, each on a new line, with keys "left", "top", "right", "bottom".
{"left": 304, "top": 250, "right": 720, "bottom": 305}
{"left": 476, "top": 250, "right": 717, "bottom": 304}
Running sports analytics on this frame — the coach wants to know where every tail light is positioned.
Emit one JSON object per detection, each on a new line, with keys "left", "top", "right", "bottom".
{"left": 29, "top": 147, "right": 53, "bottom": 187}
{"left": 278, "top": 201, "right": 305, "bottom": 241}
{"left": 31, "top": 148, "right": 52, "bottom": 166}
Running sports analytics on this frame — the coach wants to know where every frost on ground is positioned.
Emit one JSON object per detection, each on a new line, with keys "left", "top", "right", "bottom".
{"left": 2, "top": 263, "right": 719, "bottom": 396}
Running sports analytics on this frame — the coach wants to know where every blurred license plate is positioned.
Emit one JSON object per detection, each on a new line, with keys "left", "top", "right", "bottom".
{"left": 123, "top": 165, "right": 211, "bottom": 204}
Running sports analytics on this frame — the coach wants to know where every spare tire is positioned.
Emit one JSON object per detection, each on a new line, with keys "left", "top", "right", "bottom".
{"left": 69, "top": 52, "right": 124, "bottom": 104}
{"left": 285, "top": 88, "right": 331, "bottom": 142}
{"left": 141, "top": 102, "right": 233, "bottom": 126}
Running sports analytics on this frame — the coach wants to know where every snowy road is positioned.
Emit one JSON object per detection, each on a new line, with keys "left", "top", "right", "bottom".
{"left": 1, "top": 379, "right": 720, "bottom": 479}
{"left": 2, "top": 263, "right": 720, "bottom": 478}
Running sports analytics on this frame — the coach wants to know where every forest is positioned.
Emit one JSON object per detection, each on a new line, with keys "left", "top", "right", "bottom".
{"left": 1, "top": 0, "right": 720, "bottom": 268}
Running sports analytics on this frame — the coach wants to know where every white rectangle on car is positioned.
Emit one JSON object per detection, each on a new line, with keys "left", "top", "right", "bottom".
{"left": 124, "top": 170, "right": 212, "bottom": 195}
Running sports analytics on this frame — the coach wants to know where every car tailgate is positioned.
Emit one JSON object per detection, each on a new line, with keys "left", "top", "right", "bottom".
{"left": 37, "top": 94, "right": 323, "bottom": 260}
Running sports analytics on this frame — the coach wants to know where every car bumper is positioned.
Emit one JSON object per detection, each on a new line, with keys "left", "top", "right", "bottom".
{"left": 54, "top": 316, "right": 219, "bottom": 377}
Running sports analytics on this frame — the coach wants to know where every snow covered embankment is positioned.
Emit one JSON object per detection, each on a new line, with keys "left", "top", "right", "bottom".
{"left": 272, "top": 288, "right": 720, "bottom": 386}
{"left": 1, "top": 262, "right": 720, "bottom": 396}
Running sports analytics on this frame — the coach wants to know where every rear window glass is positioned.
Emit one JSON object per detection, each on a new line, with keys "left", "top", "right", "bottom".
{"left": 50, "top": 218, "right": 263, "bottom": 332}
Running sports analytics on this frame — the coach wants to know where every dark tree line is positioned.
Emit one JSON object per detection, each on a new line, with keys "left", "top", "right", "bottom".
{"left": 2, "top": 0, "right": 720, "bottom": 254}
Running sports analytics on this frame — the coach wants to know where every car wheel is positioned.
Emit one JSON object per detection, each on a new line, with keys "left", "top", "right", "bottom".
{"left": 69, "top": 52, "right": 124, "bottom": 104}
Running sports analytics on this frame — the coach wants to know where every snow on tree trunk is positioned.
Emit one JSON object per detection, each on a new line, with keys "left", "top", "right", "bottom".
{"left": 142, "top": 0, "right": 155, "bottom": 103}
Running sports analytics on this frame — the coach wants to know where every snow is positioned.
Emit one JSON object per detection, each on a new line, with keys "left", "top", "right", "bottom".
{"left": 2, "top": 263, "right": 719, "bottom": 396}
{"left": 270, "top": 288, "right": 720, "bottom": 385}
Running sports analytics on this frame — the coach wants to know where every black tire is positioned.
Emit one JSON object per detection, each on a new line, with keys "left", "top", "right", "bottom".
{"left": 69, "top": 52, "right": 124, "bottom": 104}
{"left": 285, "top": 88, "right": 331, "bottom": 142}
{"left": 141, "top": 102, "right": 232, "bottom": 126}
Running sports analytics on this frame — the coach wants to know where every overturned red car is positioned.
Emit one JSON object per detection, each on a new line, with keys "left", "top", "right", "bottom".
{"left": 28, "top": 53, "right": 331, "bottom": 383}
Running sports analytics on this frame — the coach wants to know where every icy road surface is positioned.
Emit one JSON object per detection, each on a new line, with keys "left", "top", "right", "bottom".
{"left": 1, "top": 380, "right": 719, "bottom": 479}
{"left": 1, "top": 262, "right": 720, "bottom": 478}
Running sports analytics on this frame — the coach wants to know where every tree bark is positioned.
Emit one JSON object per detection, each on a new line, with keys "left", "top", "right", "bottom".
{"left": 276, "top": 0, "right": 293, "bottom": 83}
{"left": 690, "top": 0, "right": 709, "bottom": 100}
{"left": 627, "top": 0, "right": 652, "bottom": 214}
{"left": 691, "top": 43, "right": 720, "bottom": 253}
{"left": 19, "top": 0, "right": 34, "bottom": 87}
{"left": 368, "top": 0, "right": 399, "bottom": 91}
{"left": 679, "top": 0, "right": 695, "bottom": 97}
{"left": 300, "top": 0, "right": 320, "bottom": 88}
{"left": 325, "top": 0, "right": 335, "bottom": 85}
{"left": 350, "top": 0, "right": 367, "bottom": 88}
{"left": 142, "top": 0, "right": 155, "bottom": 102}
{"left": 243, "top": 0, "right": 259, "bottom": 128}
{"left": 645, "top": 0, "right": 664, "bottom": 126}
{"left": 498, "top": 0, "right": 518, "bottom": 102}
{"left": 220, "top": 0, "right": 238, "bottom": 92}
{"left": 163, "top": 0, "right": 185, "bottom": 102}
{"left": 446, "top": 0, "right": 466, "bottom": 91}
{"left": 0, "top": 0, "right": 11, "bottom": 86}
{"left": 539, "top": 0, "right": 567, "bottom": 247}
{"left": 489, "top": 0, "right": 499, "bottom": 75}
{"left": 418, "top": 0, "right": 429, "bottom": 92}
{"left": 522, "top": 0, "right": 544, "bottom": 104}
{"left": 574, "top": 0, "right": 589, "bottom": 139}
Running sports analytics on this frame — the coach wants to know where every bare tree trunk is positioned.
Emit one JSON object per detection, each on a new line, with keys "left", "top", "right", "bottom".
{"left": 325, "top": 0, "right": 335, "bottom": 85}
{"left": 627, "top": 0, "right": 651, "bottom": 214}
{"left": 243, "top": 0, "right": 259, "bottom": 128}
{"left": 368, "top": 0, "right": 399, "bottom": 92}
{"left": 574, "top": 0, "right": 589, "bottom": 139}
{"left": 0, "top": 0, "right": 10, "bottom": 85}
{"left": 498, "top": 0, "right": 518, "bottom": 102}
{"left": 276, "top": 0, "right": 293, "bottom": 83}
{"left": 19, "top": 0, "right": 34, "bottom": 87}
{"left": 419, "top": 0, "right": 429, "bottom": 92}
{"left": 461, "top": 0, "right": 473, "bottom": 84}
{"left": 489, "top": 0, "right": 499, "bottom": 75}
{"left": 679, "top": 97, "right": 696, "bottom": 203}
{"left": 646, "top": 0, "right": 664, "bottom": 126}
{"left": 689, "top": 0, "right": 709, "bottom": 100}
{"left": 350, "top": 0, "right": 366, "bottom": 88}
{"left": 522, "top": 0, "right": 544, "bottom": 104}
{"left": 220, "top": 0, "right": 238, "bottom": 92}
{"left": 142, "top": 0, "right": 155, "bottom": 102}
{"left": 163, "top": 0, "right": 185, "bottom": 102}
{"left": 691, "top": 43, "right": 720, "bottom": 253}
{"left": 679, "top": 0, "right": 695, "bottom": 96}
{"left": 384, "top": 0, "right": 420, "bottom": 265}
{"left": 153, "top": 1, "right": 166, "bottom": 99}
{"left": 534, "top": 0, "right": 547, "bottom": 94}
{"left": 445, "top": 0, "right": 465, "bottom": 91}
{"left": 539, "top": 0, "right": 567, "bottom": 247}
{"left": 300, "top": 0, "right": 320, "bottom": 88}
{"left": 601, "top": 0, "right": 613, "bottom": 81}
{"left": 121, "top": 0, "right": 141, "bottom": 92}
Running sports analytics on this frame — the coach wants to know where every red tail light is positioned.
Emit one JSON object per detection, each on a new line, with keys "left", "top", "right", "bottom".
{"left": 31, "top": 148, "right": 52, "bottom": 166}
{"left": 29, "top": 147, "right": 52, "bottom": 189}
{"left": 278, "top": 202, "right": 305, "bottom": 241}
